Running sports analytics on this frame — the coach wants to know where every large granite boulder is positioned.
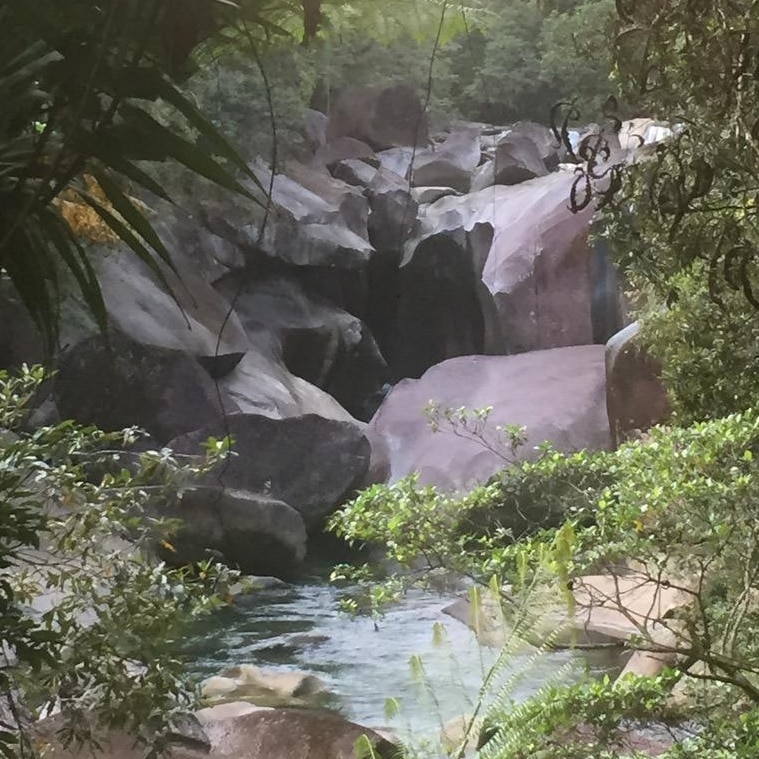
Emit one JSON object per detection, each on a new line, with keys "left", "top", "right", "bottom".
{"left": 491, "top": 132, "right": 550, "bottom": 186}
{"left": 411, "top": 127, "right": 481, "bottom": 192}
{"left": 55, "top": 332, "right": 231, "bottom": 444}
{"left": 280, "top": 161, "right": 369, "bottom": 239}
{"left": 218, "top": 347, "right": 357, "bottom": 423}
{"left": 366, "top": 167, "right": 418, "bottom": 254}
{"left": 217, "top": 276, "right": 387, "bottom": 419}
{"left": 163, "top": 487, "right": 307, "bottom": 578}
{"left": 418, "top": 172, "right": 599, "bottom": 355}
{"left": 169, "top": 414, "right": 370, "bottom": 528}
{"left": 330, "top": 158, "right": 379, "bottom": 188}
{"left": 95, "top": 248, "right": 250, "bottom": 356}
{"left": 605, "top": 322, "right": 669, "bottom": 447}
{"left": 327, "top": 83, "right": 428, "bottom": 150}
{"left": 200, "top": 708, "right": 398, "bottom": 759}
{"left": 199, "top": 164, "right": 374, "bottom": 273}
{"left": 508, "top": 121, "right": 561, "bottom": 171}
{"left": 368, "top": 346, "right": 610, "bottom": 490}
{"left": 34, "top": 706, "right": 398, "bottom": 759}
{"left": 302, "top": 108, "right": 328, "bottom": 152}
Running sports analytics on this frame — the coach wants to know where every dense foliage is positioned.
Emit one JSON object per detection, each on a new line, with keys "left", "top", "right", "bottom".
{"left": 0, "top": 367, "right": 234, "bottom": 758}
{"left": 184, "top": 0, "right": 618, "bottom": 161}
{"left": 0, "top": 0, "right": 295, "bottom": 350}
{"left": 332, "top": 406, "right": 759, "bottom": 755}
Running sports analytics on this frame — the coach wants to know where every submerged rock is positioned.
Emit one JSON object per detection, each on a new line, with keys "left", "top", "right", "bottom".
{"left": 201, "top": 664, "right": 328, "bottom": 708}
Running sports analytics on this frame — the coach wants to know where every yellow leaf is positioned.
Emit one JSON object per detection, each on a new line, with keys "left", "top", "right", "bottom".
{"left": 160, "top": 539, "right": 176, "bottom": 553}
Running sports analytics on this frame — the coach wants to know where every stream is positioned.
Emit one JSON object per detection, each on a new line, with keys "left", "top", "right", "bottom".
{"left": 184, "top": 572, "right": 620, "bottom": 742}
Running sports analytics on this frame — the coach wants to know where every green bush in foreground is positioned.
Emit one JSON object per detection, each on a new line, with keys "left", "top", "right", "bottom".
{"left": 331, "top": 408, "right": 759, "bottom": 756}
{"left": 0, "top": 366, "right": 235, "bottom": 758}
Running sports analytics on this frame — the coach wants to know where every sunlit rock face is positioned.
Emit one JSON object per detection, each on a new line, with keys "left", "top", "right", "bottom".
{"left": 367, "top": 345, "right": 611, "bottom": 491}
{"left": 408, "top": 172, "right": 597, "bottom": 363}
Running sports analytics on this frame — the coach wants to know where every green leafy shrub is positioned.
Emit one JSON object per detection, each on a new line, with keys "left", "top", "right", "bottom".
{"left": 0, "top": 366, "right": 235, "bottom": 758}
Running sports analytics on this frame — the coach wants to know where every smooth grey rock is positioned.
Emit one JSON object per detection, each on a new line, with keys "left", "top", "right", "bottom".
{"left": 508, "top": 121, "right": 561, "bottom": 171}
{"left": 96, "top": 248, "right": 250, "bottom": 356}
{"left": 411, "top": 186, "right": 461, "bottom": 205}
{"left": 412, "top": 158, "right": 471, "bottom": 193}
{"left": 419, "top": 173, "right": 597, "bottom": 354}
{"left": 303, "top": 108, "right": 328, "bottom": 152}
{"left": 169, "top": 414, "right": 370, "bottom": 528}
{"left": 55, "top": 332, "right": 232, "bottom": 444}
{"left": 376, "top": 147, "right": 414, "bottom": 178}
{"left": 367, "top": 346, "right": 611, "bottom": 491}
{"left": 327, "top": 83, "right": 428, "bottom": 150}
{"left": 164, "top": 487, "right": 307, "bottom": 578}
{"left": 218, "top": 349, "right": 357, "bottom": 423}
{"left": 493, "top": 132, "right": 550, "bottom": 185}
{"left": 217, "top": 275, "right": 386, "bottom": 418}
{"left": 329, "top": 158, "right": 378, "bottom": 188}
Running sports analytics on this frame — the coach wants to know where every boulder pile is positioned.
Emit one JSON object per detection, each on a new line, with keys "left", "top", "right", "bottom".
{"left": 1, "top": 83, "right": 671, "bottom": 576}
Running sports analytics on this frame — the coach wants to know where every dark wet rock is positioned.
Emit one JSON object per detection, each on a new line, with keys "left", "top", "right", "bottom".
{"left": 216, "top": 275, "right": 387, "bottom": 418}
{"left": 366, "top": 167, "right": 418, "bottom": 255}
{"left": 388, "top": 225, "right": 496, "bottom": 379}
{"left": 412, "top": 159, "right": 471, "bottom": 193}
{"left": 197, "top": 352, "right": 246, "bottom": 380}
{"left": 0, "top": 280, "right": 45, "bottom": 369}
{"left": 169, "top": 413, "right": 370, "bottom": 528}
{"left": 163, "top": 487, "right": 307, "bottom": 578}
{"left": 55, "top": 332, "right": 231, "bottom": 444}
